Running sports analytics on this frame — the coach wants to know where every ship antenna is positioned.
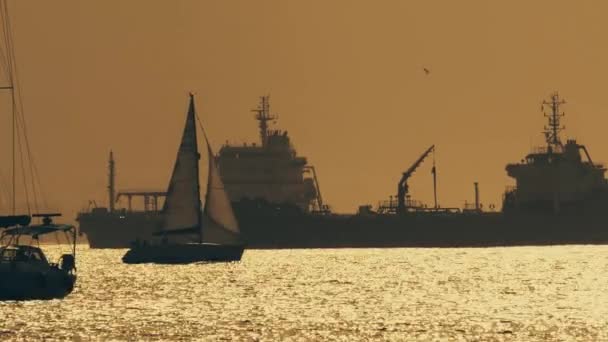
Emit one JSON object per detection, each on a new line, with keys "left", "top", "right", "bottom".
{"left": 542, "top": 92, "right": 566, "bottom": 148}
{"left": 251, "top": 95, "right": 277, "bottom": 147}
{"left": 432, "top": 149, "right": 438, "bottom": 209}
{"left": 108, "top": 150, "right": 115, "bottom": 212}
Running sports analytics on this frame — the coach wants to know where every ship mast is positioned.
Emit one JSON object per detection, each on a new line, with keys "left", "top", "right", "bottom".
{"left": 108, "top": 150, "right": 115, "bottom": 212}
{"left": 542, "top": 92, "right": 566, "bottom": 149}
{"left": 252, "top": 95, "right": 277, "bottom": 147}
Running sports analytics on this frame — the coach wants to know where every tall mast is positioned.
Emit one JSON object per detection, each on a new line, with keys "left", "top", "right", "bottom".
{"left": 542, "top": 92, "right": 566, "bottom": 148}
{"left": 108, "top": 150, "right": 115, "bottom": 212}
{"left": 188, "top": 94, "right": 203, "bottom": 244}
{"left": 252, "top": 95, "right": 277, "bottom": 147}
{"left": 0, "top": 1, "right": 17, "bottom": 214}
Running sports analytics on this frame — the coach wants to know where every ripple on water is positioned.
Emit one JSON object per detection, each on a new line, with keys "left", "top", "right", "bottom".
{"left": 0, "top": 246, "right": 607, "bottom": 340}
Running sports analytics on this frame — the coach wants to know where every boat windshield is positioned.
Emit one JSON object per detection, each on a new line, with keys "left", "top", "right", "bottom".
{"left": 0, "top": 246, "right": 48, "bottom": 264}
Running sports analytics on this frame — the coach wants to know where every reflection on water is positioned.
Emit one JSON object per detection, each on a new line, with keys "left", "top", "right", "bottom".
{"left": 1, "top": 246, "right": 607, "bottom": 340}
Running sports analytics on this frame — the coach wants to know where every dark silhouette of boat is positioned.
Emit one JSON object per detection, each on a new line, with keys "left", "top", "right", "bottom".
{"left": 0, "top": 2, "right": 78, "bottom": 300}
{"left": 0, "top": 214, "right": 77, "bottom": 300}
{"left": 122, "top": 94, "right": 244, "bottom": 264}
{"left": 83, "top": 92, "right": 608, "bottom": 248}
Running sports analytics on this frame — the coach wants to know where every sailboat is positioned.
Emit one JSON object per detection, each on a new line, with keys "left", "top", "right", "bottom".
{"left": 122, "top": 94, "right": 245, "bottom": 264}
{"left": 0, "top": 1, "right": 77, "bottom": 300}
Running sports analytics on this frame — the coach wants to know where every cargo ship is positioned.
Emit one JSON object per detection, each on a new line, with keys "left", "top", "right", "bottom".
{"left": 78, "top": 96, "right": 325, "bottom": 248}
{"left": 78, "top": 93, "right": 608, "bottom": 248}
{"left": 76, "top": 151, "right": 165, "bottom": 248}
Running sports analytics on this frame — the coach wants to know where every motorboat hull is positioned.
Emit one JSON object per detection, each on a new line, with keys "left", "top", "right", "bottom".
{"left": 0, "top": 265, "right": 76, "bottom": 301}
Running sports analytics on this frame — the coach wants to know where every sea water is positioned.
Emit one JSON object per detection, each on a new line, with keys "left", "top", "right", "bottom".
{"left": 1, "top": 246, "right": 607, "bottom": 341}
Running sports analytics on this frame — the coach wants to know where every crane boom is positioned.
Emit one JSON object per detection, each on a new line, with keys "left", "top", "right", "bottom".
{"left": 397, "top": 145, "right": 435, "bottom": 214}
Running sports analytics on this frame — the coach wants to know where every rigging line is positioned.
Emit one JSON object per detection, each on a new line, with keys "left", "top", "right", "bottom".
{"left": 0, "top": 168, "right": 10, "bottom": 209}
{"left": 15, "top": 113, "right": 38, "bottom": 213}
{"left": 3, "top": 0, "right": 43, "bottom": 212}
{"left": 13, "top": 101, "right": 41, "bottom": 212}
{"left": 1, "top": 0, "right": 16, "bottom": 214}
{"left": 0, "top": 4, "right": 12, "bottom": 82}
{"left": 0, "top": 3, "right": 10, "bottom": 78}
{"left": 194, "top": 109, "right": 214, "bottom": 154}
{"left": 0, "top": 38, "right": 9, "bottom": 82}
{"left": 29, "top": 157, "right": 48, "bottom": 209}
{"left": 22, "top": 126, "right": 44, "bottom": 210}
{"left": 5, "top": 7, "right": 44, "bottom": 212}
{"left": 15, "top": 113, "right": 31, "bottom": 214}
{"left": 0, "top": 5, "right": 11, "bottom": 103}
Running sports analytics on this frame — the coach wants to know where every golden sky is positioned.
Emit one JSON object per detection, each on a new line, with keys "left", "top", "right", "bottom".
{"left": 1, "top": 1, "right": 608, "bottom": 222}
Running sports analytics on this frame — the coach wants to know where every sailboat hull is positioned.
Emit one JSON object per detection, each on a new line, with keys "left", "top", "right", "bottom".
{"left": 122, "top": 243, "right": 244, "bottom": 264}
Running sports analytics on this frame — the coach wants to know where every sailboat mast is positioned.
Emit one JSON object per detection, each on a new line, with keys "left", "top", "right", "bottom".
{"left": 189, "top": 94, "right": 203, "bottom": 244}
{"left": 0, "top": 1, "right": 17, "bottom": 214}
{"left": 10, "top": 84, "right": 14, "bottom": 214}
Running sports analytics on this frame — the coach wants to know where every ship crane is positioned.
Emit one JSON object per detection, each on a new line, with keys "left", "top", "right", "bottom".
{"left": 397, "top": 145, "right": 435, "bottom": 214}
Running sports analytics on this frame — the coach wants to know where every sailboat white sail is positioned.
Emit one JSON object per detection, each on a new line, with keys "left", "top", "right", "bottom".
{"left": 161, "top": 96, "right": 202, "bottom": 236}
{"left": 201, "top": 141, "right": 241, "bottom": 244}
{"left": 161, "top": 94, "right": 240, "bottom": 244}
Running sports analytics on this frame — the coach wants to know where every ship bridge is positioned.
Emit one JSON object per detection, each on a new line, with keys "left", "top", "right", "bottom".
{"left": 116, "top": 189, "right": 166, "bottom": 212}
{"left": 504, "top": 93, "right": 608, "bottom": 214}
{"left": 217, "top": 96, "right": 323, "bottom": 212}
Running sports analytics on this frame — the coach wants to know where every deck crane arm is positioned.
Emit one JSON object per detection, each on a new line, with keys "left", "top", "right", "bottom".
{"left": 397, "top": 145, "right": 435, "bottom": 214}
{"left": 577, "top": 144, "right": 594, "bottom": 167}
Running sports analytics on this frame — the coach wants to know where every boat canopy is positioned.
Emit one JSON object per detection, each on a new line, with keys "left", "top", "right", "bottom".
{"left": 0, "top": 215, "right": 31, "bottom": 228}
{"left": 1, "top": 224, "right": 74, "bottom": 238}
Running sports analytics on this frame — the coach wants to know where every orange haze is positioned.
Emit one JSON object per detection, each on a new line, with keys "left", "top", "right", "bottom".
{"left": 1, "top": 1, "right": 607, "bottom": 223}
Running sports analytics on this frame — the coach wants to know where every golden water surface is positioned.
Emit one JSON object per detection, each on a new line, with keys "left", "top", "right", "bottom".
{"left": 1, "top": 246, "right": 607, "bottom": 341}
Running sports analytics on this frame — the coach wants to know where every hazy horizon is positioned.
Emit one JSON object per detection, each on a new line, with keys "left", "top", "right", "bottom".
{"left": 1, "top": 1, "right": 607, "bottom": 223}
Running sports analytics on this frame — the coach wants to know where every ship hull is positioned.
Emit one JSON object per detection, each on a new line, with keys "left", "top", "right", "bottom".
{"left": 122, "top": 243, "right": 244, "bottom": 264}
{"left": 79, "top": 206, "right": 608, "bottom": 249}
{"left": 78, "top": 211, "right": 162, "bottom": 248}
{"left": 239, "top": 213, "right": 608, "bottom": 248}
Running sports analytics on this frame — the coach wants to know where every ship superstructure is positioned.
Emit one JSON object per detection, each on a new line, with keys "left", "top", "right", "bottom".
{"left": 217, "top": 96, "right": 325, "bottom": 212}
{"left": 503, "top": 92, "right": 608, "bottom": 214}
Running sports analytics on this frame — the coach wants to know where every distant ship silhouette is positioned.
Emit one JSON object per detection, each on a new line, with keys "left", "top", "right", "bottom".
{"left": 81, "top": 92, "right": 608, "bottom": 248}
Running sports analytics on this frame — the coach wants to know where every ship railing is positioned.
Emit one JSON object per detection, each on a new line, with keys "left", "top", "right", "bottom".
{"left": 310, "top": 204, "right": 332, "bottom": 215}
{"left": 411, "top": 207, "right": 461, "bottom": 214}
{"left": 592, "top": 162, "right": 605, "bottom": 169}
{"left": 530, "top": 145, "right": 566, "bottom": 155}
{"left": 376, "top": 199, "right": 432, "bottom": 213}
{"left": 530, "top": 146, "right": 549, "bottom": 154}
{"left": 463, "top": 202, "right": 477, "bottom": 210}
{"left": 116, "top": 189, "right": 166, "bottom": 195}
{"left": 406, "top": 199, "right": 423, "bottom": 208}
{"left": 376, "top": 199, "right": 423, "bottom": 208}
{"left": 376, "top": 200, "right": 397, "bottom": 214}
